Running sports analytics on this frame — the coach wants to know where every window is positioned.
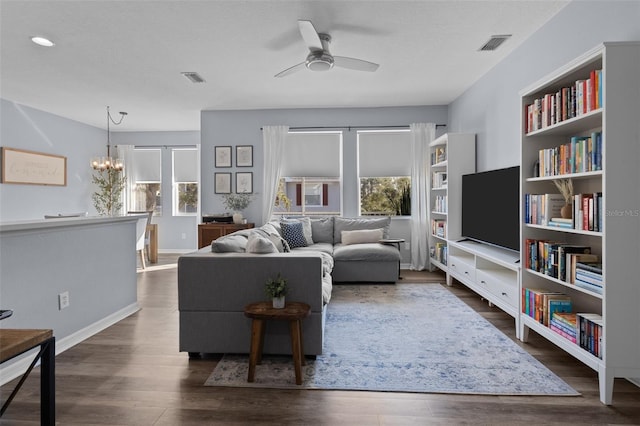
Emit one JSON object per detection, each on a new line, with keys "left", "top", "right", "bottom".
{"left": 273, "top": 131, "right": 342, "bottom": 216}
{"left": 358, "top": 130, "right": 411, "bottom": 216}
{"left": 172, "top": 148, "right": 198, "bottom": 215}
{"left": 130, "top": 148, "right": 162, "bottom": 214}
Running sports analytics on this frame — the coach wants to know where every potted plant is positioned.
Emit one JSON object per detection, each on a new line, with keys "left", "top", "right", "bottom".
{"left": 553, "top": 178, "right": 573, "bottom": 219}
{"left": 221, "top": 193, "right": 253, "bottom": 224}
{"left": 265, "top": 273, "right": 288, "bottom": 308}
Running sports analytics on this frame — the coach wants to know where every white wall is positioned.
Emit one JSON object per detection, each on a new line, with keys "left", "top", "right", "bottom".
{"left": 0, "top": 99, "right": 104, "bottom": 221}
{"left": 448, "top": 0, "right": 640, "bottom": 172}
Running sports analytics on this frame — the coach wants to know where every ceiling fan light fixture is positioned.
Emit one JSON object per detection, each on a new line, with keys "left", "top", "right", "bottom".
{"left": 305, "top": 52, "right": 334, "bottom": 71}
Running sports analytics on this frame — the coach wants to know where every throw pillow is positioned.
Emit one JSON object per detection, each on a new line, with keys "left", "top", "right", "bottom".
{"left": 280, "top": 221, "right": 308, "bottom": 249}
{"left": 210, "top": 234, "right": 248, "bottom": 253}
{"left": 282, "top": 217, "right": 314, "bottom": 245}
{"left": 246, "top": 233, "right": 279, "bottom": 254}
{"left": 341, "top": 228, "right": 384, "bottom": 245}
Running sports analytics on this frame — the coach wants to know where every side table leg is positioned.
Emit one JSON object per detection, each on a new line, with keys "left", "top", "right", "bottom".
{"left": 41, "top": 337, "right": 55, "bottom": 426}
{"left": 247, "top": 319, "right": 264, "bottom": 383}
{"left": 289, "top": 320, "right": 303, "bottom": 385}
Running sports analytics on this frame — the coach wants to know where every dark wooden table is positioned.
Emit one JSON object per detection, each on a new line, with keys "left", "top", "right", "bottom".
{"left": 243, "top": 301, "right": 311, "bottom": 385}
{"left": 0, "top": 328, "right": 55, "bottom": 425}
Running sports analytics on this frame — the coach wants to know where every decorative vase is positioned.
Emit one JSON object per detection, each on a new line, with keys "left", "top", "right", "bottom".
{"left": 233, "top": 212, "right": 243, "bottom": 224}
{"left": 560, "top": 203, "right": 572, "bottom": 219}
{"left": 272, "top": 296, "right": 285, "bottom": 309}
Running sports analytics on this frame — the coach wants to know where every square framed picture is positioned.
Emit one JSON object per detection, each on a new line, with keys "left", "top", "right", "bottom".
{"left": 236, "top": 145, "right": 253, "bottom": 167}
{"left": 215, "top": 146, "right": 232, "bottom": 168}
{"left": 236, "top": 172, "right": 253, "bottom": 194}
{"left": 214, "top": 173, "right": 232, "bottom": 194}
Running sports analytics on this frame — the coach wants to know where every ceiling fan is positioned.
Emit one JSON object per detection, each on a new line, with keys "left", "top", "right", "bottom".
{"left": 274, "top": 20, "right": 379, "bottom": 78}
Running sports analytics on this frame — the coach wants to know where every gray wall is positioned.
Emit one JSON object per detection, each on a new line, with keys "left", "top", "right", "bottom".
{"left": 112, "top": 131, "right": 200, "bottom": 251}
{"left": 448, "top": 0, "right": 640, "bottom": 172}
{"left": 0, "top": 99, "right": 103, "bottom": 221}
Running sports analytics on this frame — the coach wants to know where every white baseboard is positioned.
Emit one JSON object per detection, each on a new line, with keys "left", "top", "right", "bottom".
{"left": 0, "top": 303, "right": 140, "bottom": 386}
{"left": 158, "top": 249, "right": 194, "bottom": 254}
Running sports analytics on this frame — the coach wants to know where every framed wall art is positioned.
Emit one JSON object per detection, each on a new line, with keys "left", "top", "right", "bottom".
{"left": 236, "top": 172, "right": 253, "bottom": 194}
{"left": 214, "top": 146, "right": 232, "bottom": 168}
{"left": 214, "top": 172, "right": 232, "bottom": 194}
{"left": 236, "top": 145, "right": 253, "bottom": 167}
{"left": 1, "top": 147, "right": 67, "bottom": 186}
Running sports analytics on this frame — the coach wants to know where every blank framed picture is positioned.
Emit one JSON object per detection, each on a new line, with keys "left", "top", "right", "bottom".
{"left": 236, "top": 172, "right": 253, "bottom": 193}
{"left": 215, "top": 146, "right": 232, "bottom": 168}
{"left": 236, "top": 145, "right": 253, "bottom": 167}
{"left": 214, "top": 173, "right": 231, "bottom": 194}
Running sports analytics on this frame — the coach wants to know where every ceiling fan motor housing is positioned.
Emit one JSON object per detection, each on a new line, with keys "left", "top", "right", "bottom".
{"left": 306, "top": 51, "right": 334, "bottom": 71}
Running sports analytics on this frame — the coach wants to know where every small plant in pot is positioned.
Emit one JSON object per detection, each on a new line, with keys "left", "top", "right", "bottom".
{"left": 265, "top": 273, "right": 288, "bottom": 308}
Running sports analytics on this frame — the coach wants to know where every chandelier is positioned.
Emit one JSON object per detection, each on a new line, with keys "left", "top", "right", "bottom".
{"left": 91, "top": 106, "right": 128, "bottom": 171}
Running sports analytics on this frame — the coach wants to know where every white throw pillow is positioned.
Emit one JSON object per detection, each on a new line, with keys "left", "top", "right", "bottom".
{"left": 246, "top": 233, "right": 279, "bottom": 254}
{"left": 341, "top": 228, "right": 384, "bottom": 245}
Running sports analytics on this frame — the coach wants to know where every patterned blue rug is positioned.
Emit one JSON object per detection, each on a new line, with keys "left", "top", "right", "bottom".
{"left": 205, "top": 284, "right": 579, "bottom": 395}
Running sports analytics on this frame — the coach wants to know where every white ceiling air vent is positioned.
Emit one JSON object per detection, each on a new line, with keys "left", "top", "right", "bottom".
{"left": 181, "top": 72, "right": 206, "bottom": 83}
{"left": 478, "top": 35, "right": 512, "bottom": 51}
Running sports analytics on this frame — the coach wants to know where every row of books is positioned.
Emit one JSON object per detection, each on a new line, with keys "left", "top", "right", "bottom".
{"left": 522, "top": 288, "right": 572, "bottom": 326}
{"left": 574, "top": 261, "right": 603, "bottom": 295}
{"left": 431, "top": 219, "right": 446, "bottom": 238}
{"left": 430, "top": 242, "right": 447, "bottom": 265}
{"left": 523, "top": 239, "right": 600, "bottom": 285}
{"left": 524, "top": 192, "right": 602, "bottom": 232}
{"left": 432, "top": 171, "right": 448, "bottom": 188}
{"left": 550, "top": 312, "right": 603, "bottom": 358}
{"left": 431, "top": 146, "right": 446, "bottom": 165}
{"left": 537, "top": 132, "right": 602, "bottom": 177}
{"left": 525, "top": 68, "right": 602, "bottom": 133}
{"left": 433, "top": 194, "right": 447, "bottom": 213}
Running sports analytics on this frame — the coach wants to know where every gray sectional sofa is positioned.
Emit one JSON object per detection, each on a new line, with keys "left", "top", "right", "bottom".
{"left": 178, "top": 216, "right": 400, "bottom": 357}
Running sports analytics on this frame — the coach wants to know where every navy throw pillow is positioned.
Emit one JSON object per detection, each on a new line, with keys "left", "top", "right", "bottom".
{"left": 280, "top": 221, "right": 307, "bottom": 249}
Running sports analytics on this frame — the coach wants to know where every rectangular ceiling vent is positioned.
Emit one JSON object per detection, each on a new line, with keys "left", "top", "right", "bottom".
{"left": 181, "top": 72, "right": 206, "bottom": 83}
{"left": 478, "top": 35, "right": 512, "bottom": 52}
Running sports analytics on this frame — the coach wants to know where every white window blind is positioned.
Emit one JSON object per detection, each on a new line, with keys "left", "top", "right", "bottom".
{"left": 133, "top": 149, "right": 161, "bottom": 182}
{"left": 358, "top": 130, "right": 411, "bottom": 177}
{"left": 173, "top": 149, "right": 198, "bottom": 182}
{"left": 282, "top": 132, "right": 342, "bottom": 177}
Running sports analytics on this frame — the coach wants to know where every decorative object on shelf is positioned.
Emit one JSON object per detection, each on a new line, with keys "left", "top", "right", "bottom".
{"left": 236, "top": 172, "right": 253, "bottom": 193}
{"left": 265, "top": 273, "right": 288, "bottom": 308}
{"left": 91, "top": 106, "right": 128, "bottom": 216}
{"left": 552, "top": 178, "right": 573, "bottom": 219}
{"left": 214, "top": 173, "right": 231, "bottom": 194}
{"left": 221, "top": 192, "right": 253, "bottom": 224}
{"left": 215, "top": 146, "right": 232, "bottom": 168}
{"left": 236, "top": 145, "right": 253, "bottom": 167}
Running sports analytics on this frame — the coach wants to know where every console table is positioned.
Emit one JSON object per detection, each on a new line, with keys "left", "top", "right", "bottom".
{"left": 0, "top": 329, "right": 55, "bottom": 425}
{"left": 198, "top": 223, "right": 254, "bottom": 248}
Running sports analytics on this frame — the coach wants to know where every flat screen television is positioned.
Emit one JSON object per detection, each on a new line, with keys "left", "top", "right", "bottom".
{"left": 461, "top": 165, "right": 520, "bottom": 252}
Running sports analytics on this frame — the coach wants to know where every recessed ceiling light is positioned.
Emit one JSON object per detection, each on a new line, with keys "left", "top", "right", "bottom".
{"left": 31, "top": 36, "right": 55, "bottom": 47}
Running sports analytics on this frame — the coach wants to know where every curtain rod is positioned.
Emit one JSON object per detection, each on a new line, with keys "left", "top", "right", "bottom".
{"left": 115, "top": 144, "right": 198, "bottom": 149}
{"left": 260, "top": 124, "right": 446, "bottom": 131}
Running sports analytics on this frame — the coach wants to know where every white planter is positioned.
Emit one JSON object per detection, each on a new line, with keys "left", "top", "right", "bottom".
{"left": 272, "top": 296, "right": 285, "bottom": 309}
{"left": 232, "top": 212, "right": 243, "bottom": 224}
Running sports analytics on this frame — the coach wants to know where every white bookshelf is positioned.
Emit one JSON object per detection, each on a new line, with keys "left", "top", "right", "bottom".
{"left": 519, "top": 42, "right": 640, "bottom": 404}
{"left": 427, "top": 133, "right": 475, "bottom": 271}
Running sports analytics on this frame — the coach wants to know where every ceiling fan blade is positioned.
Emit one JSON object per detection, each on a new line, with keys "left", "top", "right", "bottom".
{"left": 298, "top": 20, "right": 323, "bottom": 52}
{"left": 333, "top": 56, "right": 379, "bottom": 72}
{"left": 274, "top": 62, "right": 306, "bottom": 78}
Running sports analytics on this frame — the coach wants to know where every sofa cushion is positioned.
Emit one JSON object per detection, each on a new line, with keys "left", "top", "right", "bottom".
{"left": 310, "top": 216, "right": 334, "bottom": 244}
{"left": 281, "top": 221, "right": 308, "bottom": 248}
{"left": 333, "top": 216, "right": 391, "bottom": 244}
{"left": 341, "top": 228, "right": 384, "bottom": 245}
{"left": 211, "top": 234, "right": 248, "bottom": 253}
{"left": 282, "top": 217, "right": 314, "bottom": 245}
{"left": 255, "top": 224, "right": 290, "bottom": 252}
{"left": 292, "top": 242, "right": 333, "bottom": 256}
{"left": 246, "top": 233, "right": 279, "bottom": 254}
{"left": 333, "top": 242, "right": 400, "bottom": 262}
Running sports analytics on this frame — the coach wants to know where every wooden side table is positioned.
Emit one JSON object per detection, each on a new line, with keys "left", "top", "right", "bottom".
{"left": 243, "top": 301, "right": 311, "bottom": 385}
{"left": 0, "top": 329, "right": 55, "bottom": 425}
{"left": 198, "top": 223, "right": 255, "bottom": 248}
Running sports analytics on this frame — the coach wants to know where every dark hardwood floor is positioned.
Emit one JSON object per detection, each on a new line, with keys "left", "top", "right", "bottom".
{"left": 2, "top": 255, "right": 639, "bottom": 425}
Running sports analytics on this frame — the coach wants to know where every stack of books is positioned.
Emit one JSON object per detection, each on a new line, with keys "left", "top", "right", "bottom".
{"left": 550, "top": 312, "right": 577, "bottom": 343}
{"left": 574, "top": 261, "right": 603, "bottom": 294}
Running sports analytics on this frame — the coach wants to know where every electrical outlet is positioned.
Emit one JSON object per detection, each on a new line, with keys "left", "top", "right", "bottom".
{"left": 404, "top": 242, "right": 410, "bottom": 250}
{"left": 58, "top": 291, "right": 70, "bottom": 310}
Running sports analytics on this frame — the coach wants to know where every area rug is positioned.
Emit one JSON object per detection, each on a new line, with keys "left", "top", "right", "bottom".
{"left": 205, "top": 284, "right": 579, "bottom": 396}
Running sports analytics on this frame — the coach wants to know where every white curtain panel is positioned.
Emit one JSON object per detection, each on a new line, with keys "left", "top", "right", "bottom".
{"left": 261, "top": 125, "right": 289, "bottom": 224}
{"left": 119, "top": 144, "right": 136, "bottom": 213}
{"left": 409, "top": 123, "right": 436, "bottom": 270}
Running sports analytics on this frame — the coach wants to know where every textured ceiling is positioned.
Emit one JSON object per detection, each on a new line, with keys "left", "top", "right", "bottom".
{"left": 0, "top": 0, "right": 569, "bottom": 131}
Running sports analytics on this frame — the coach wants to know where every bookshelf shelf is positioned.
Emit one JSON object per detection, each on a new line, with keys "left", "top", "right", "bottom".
{"left": 427, "top": 133, "right": 475, "bottom": 274}
{"left": 519, "top": 42, "right": 640, "bottom": 405}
